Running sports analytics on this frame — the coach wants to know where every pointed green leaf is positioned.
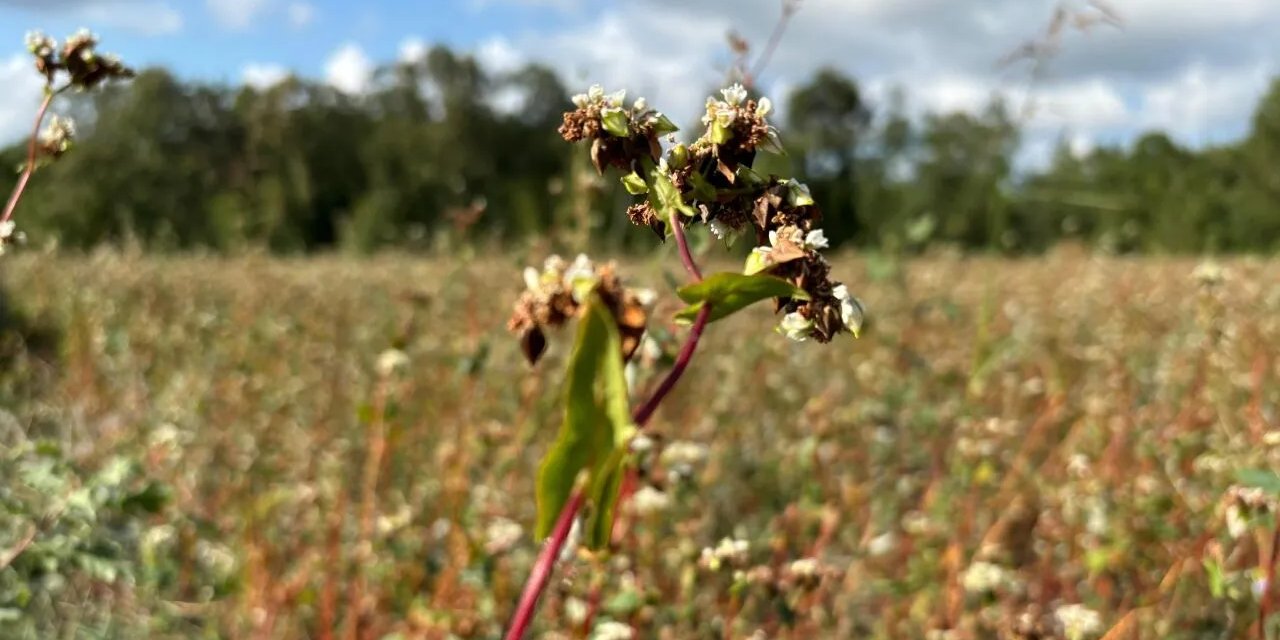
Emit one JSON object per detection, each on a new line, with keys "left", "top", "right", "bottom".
{"left": 649, "top": 112, "right": 679, "bottom": 136}
{"left": 674, "top": 272, "right": 809, "bottom": 324}
{"left": 743, "top": 248, "right": 770, "bottom": 276}
{"left": 600, "top": 107, "right": 630, "bottom": 138}
{"left": 1236, "top": 468, "right": 1280, "bottom": 496}
{"left": 621, "top": 172, "right": 648, "bottom": 195}
{"left": 648, "top": 168, "right": 696, "bottom": 218}
{"left": 710, "top": 122, "right": 732, "bottom": 144}
{"left": 535, "top": 296, "right": 634, "bottom": 544}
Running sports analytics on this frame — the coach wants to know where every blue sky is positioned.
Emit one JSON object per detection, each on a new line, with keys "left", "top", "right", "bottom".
{"left": 2, "top": 0, "right": 1279, "bottom": 168}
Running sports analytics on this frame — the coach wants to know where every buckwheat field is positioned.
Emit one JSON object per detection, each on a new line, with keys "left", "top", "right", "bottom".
{"left": 3, "top": 248, "right": 1277, "bottom": 638}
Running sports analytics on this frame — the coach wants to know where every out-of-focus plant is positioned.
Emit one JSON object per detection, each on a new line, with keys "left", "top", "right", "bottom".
{"left": 1, "top": 29, "right": 133, "bottom": 255}
{"left": 502, "top": 81, "right": 866, "bottom": 638}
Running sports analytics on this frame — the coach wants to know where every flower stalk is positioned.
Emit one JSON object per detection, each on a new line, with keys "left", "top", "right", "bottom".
{"left": 503, "top": 215, "right": 711, "bottom": 640}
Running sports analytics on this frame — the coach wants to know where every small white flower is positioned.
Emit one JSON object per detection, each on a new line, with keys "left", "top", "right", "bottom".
{"left": 1254, "top": 577, "right": 1270, "bottom": 601}
{"left": 564, "top": 253, "right": 598, "bottom": 301}
{"left": 831, "top": 284, "right": 864, "bottom": 336}
{"left": 606, "top": 89, "right": 626, "bottom": 108}
{"left": 376, "top": 349, "right": 410, "bottom": 377}
{"left": 632, "top": 96, "right": 647, "bottom": 112}
{"left": 708, "top": 219, "right": 733, "bottom": 240}
{"left": 564, "top": 596, "right": 589, "bottom": 624}
{"left": 590, "top": 621, "right": 634, "bottom": 640}
{"left": 587, "top": 84, "right": 605, "bottom": 102}
{"left": 721, "top": 83, "right": 748, "bottom": 106}
{"left": 629, "top": 485, "right": 671, "bottom": 516}
{"left": 543, "top": 254, "right": 566, "bottom": 276}
{"left": 961, "top": 561, "right": 1009, "bottom": 595}
{"left": 629, "top": 433, "right": 655, "bottom": 454}
{"left": 1226, "top": 503, "right": 1249, "bottom": 539}
{"left": 700, "top": 537, "right": 750, "bottom": 570}
{"left": 803, "top": 228, "right": 829, "bottom": 250}
{"left": 483, "top": 517, "right": 524, "bottom": 555}
{"left": 571, "top": 93, "right": 589, "bottom": 108}
{"left": 523, "top": 266, "right": 541, "bottom": 292}
{"left": 632, "top": 288, "right": 657, "bottom": 306}
{"left": 778, "top": 312, "right": 813, "bottom": 342}
{"left": 785, "top": 179, "right": 814, "bottom": 207}
{"left": 1054, "top": 603, "right": 1102, "bottom": 640}
{"left": 866, "top": 532, "right": 896, "bottom": 557}
{"left": 789, "top": 558, "right": 820, "bottom": 579}
{"left": 714, "top": 105, "right": 737, "bottom": 127}
{"left": 0, "top": 221, "right": 15, "bottom": 241}
{"left": 755, "top": 96, "right": 773, "bottom": 118}
{"left": 661, "top": 441, "right": 708, "bottom": 467}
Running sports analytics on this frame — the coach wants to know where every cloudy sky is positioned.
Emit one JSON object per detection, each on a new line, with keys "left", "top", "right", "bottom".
{"left": 1, "top": 0, "right": 1277, "bottom": 167}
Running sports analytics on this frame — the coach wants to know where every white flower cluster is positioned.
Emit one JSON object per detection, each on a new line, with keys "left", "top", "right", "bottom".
{"left": 39, "top": 115, "right": 76, "bottom": 156}
{"left": 1054, "top": 603, "right": 1103, "bottom": 640}
{"left": 699, "top": 537, "right": 750, "bottom": 571}
{"left": 375, "top": 348, "right": 410, "bottom": 377}
{"left": 24, "top": 31, "right": 55, "bottom": 57}
{"left": 960, "top": 560, "right": 1013, "bottom": 595}
{"left": 0, "top": 220, "right": 23, "bottom": 256}
{"left": 483, "top": 517, "right": 524, "bottom": 555}
{"left": 590, "top": 620, "right": 634, "bottom": 640}
{"left": 701, "top": 83, "right": 771, "bottom": 127}
{"left": 628, "top": 485, "right": 671, "bottom": 516}
{"left": 571, "top": 84, "right": 627, "bottom": 110}
{"left": 523, "top": 253, "right": 599, "bottom": 303}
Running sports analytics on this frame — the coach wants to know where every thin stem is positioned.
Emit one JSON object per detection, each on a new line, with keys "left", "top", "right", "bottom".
{"left": 503, "top": 490, "right": 586, "bottom": 640}
{"left": 747, "top": 0, "right": 803, "bottom": 87}
{"left": 2, "top": 89, "right": 56, "bottom": 226}
{"left": 1262, "top": 520, "right": 1280, "bottom": 639}
{"left": 503, "top": 215, "right": 710, "bottom": 640}
{"left": 670, "top": 212, "right": 703, "bottom": 282}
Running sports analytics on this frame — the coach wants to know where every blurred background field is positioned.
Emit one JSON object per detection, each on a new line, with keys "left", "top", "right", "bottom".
{"left": 2, "top": 248, "right": 1278, "bottom": 638}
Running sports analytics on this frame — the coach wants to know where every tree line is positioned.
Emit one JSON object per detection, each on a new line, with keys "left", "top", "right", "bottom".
{"left": 3, "top": 44, "right": 1279, "bottom": 254}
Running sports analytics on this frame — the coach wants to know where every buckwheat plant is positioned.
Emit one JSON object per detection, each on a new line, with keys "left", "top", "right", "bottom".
{"left": 503, "top": 83, "right": 865, "bottom": 638}
{"left": 1, "top": 29, "right": 133, "bottom": 254}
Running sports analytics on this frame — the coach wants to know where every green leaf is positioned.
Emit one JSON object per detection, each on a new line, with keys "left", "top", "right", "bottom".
{"left": 620, "top": 172, "right": 648, "bottom": 195}
{"left": 674, "top": 272, "right": 810, "bottom": 324}
{"left": 687, "top": 171, "right": 717, "bottom": 203}
{"left": 584, "top": 447, "right": 629, "bottom": 549}
{"left": 649, "top": 112, "right": 679, "bottom": 136}
{"left": 710, "top": 122, "right": 732, "bottom": 144}
{"left": 535, "top": 296, "right": 634, "bottom": 546}
{"left": 1236, "top": 468, "right": 1280, "bottom": 496}
{"left": 600, "top": 107, "right": 630, "bottom": 138}
{"left": 648, "top": 168, "right": 696, "bottom": 218}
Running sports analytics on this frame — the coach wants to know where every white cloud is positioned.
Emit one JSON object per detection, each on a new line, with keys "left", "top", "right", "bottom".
{"left": 470, "top": 0, "right": 580, "bottom": 10}
{"left": 1137, "top": 61, "right": 1272, "bottom": 144}
{"left": 324, "top": 43, "right": 373, "bottom": 95}
{"left": 286, "top": 1, "right": 315, "bottom": 28}
{"left": 0, "top": 54, "right": 46, "bottom": 145}
{"left": 3, "top": 1, "right": 184, "bottom": 36}
{"left": 207, "top": 0, "right": 271, "bottom": 30}
{"left": 78, "top": 2, "right": 184, "bottom": 36}
{"left": 476, "top": 37, "right": 525, "bottom": 75}
{"left": 242, "top": 63, "right": 289, "bottom": 90}
{"left": 399, "top": 37, "right": 428, "bottom": 64}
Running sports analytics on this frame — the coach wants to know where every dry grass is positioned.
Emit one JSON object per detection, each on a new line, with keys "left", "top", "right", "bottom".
{"left": 1, "top": 247, "right": 1278, "bottom": 638}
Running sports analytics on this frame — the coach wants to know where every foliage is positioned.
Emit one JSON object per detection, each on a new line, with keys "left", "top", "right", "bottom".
{"left": 0, "top": 251, "right": 1277, "bottom": 637}
{"left": 4, "top": 56, "right": 1280, "bottom": 253}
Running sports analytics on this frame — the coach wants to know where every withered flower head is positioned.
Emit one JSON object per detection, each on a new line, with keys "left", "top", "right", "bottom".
{"left": 554, "top": 84, "right": 865, "bottom": 346}
{"left": 24, "top": 29, "right": 134, "bottom": 91}
{"left": 508, "top": 253, "right": 653, "bottom": 365}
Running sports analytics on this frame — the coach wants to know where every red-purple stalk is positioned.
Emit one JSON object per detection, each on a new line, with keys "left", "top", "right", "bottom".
{"left": 2, "top": 91, "right": 55, "bottom": 226}
{"left": 502, "top": 216, "right": 709, "bottom": 640}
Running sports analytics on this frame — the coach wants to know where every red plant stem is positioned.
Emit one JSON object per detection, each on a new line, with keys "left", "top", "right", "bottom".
{"left": 503, "top": 216, "right": 710, "bottom": 640}
{"left": 1262, "top": 520, "right": 1280, "bottom": 639}
{"left": 670, "top": 212, "right": 703, "bottom": 282}
{"left": 2, "top": 91, "right": 55, "bottom": 226}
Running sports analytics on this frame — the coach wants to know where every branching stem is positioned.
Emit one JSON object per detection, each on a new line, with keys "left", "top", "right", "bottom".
{"left": 503, "top": 215, "right": 711, "bottom": 640}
